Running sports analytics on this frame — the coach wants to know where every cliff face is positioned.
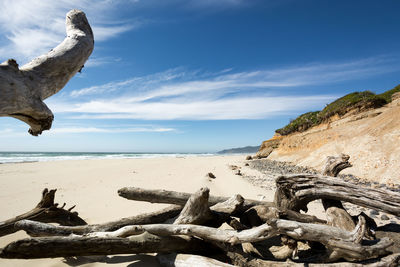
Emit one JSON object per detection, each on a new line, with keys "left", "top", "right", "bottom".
{"left": 258, "top": 93, "right": 400, "bottom": 184}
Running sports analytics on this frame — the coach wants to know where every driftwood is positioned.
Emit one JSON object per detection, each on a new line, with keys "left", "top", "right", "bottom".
{"left": 0, "top": 9, "right": 94, "bottom": 135}
{"left": 0, "top": 188, "right": 85, "bottom": 237}
{"left": 226, "top": 251, "right": 400, "bottom": 267}
{"left": 274, "top": 174, "right": 400, "bottom": 216}
{"left": 14, "top": 216, "right": 392, "bottom": 262}
{"left": 118, "top": 186, "right": 272, "bottom": 212}
{"left": 14, "top": 205, "right": 182, "bottom": 236}
{"left": 240, "top": 205, "right": 326, "bottom": 227}
{"left": 321, "top": 154, "right": 356, "bottom": 232}
{"left": 0, "top": 232, "right": 216, "bottom": 259}
{"left": 173, "top": 187, "right": 214, "bottom": 225}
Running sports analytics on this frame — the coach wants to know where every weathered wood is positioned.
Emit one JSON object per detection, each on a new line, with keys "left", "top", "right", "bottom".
{"left": 240, "top": 205, "right": 326, "bottom": 227}
{"left": 118, "top": 187, "right": 272, "bottom": 212}
{"left": 274, "top": 174, "right": 400, "bottom": 216}
{"left": 157, "top": 253, "right": 234, "bottom": 267}
{"left": 0, "top": 9, "right": 94, "bottom": 135}
{"left": 15, "top": 218, "right": 361, "bottom": 244}
{"left": 211, "top": 194, "right": 244, "bottom": 215}
{"left": 226, "top": 251, "right": 400, "bottom": 266}
{"left": 0, "top": 232, "right": 215, "bottom": 259}
{"left": 12, "top": 214, "right": 392, "bottom": 262}
{"left": 14, "top": 205, "right": 182, "bottom": 236}
{"left": 0, "top": 188, "right": 86, "bottom": 237}
{"left": 174, "top": 187, "right": 213, "bottom": 225}
{"left": 322, "top": 154, "right": 352, "bottom": 177}
{"left": 322, "top": 154, "right": 356, "bottom": 232}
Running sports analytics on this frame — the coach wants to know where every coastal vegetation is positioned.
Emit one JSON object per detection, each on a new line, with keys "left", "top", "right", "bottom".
{"left": 276, "top": 84, "right": 400, "bottom": 135}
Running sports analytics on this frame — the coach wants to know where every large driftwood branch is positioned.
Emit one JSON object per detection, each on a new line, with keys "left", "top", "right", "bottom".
{"left": 118, "top": 187, "right": 273, "bottom": 212}
{"left": 14, "top": 205, "right": 182, "bottom": 236}
{"left": 0, "top": 232, "right": 216, "bottom": 259}
{"left": 0, "top": 188, "right": 86, "bottom": 237}
{"left": 0, "top": 9, "right": 94, "bottom": 135}
{"left": 15, "top": 217, "right": 392, "bottom": 262}
{"left": 274, "top": 174, "right": 400, "bottom": 216}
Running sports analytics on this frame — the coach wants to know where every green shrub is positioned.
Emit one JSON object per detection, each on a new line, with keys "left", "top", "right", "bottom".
{"left": 276, "top": 111, "right": 320, "bottom": 135}
{"left": 377, "top": 84, "right": 400, "bottom": 103}
{"left": 317, "top": 91, "right": 387, "bottom": 121}
{"left": 275, "top": 84, "right": 400, "bottom": 136}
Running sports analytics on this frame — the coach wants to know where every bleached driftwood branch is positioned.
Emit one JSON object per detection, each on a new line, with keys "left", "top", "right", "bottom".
{"left": 13, "top": 216, "right": 392, "bottom": 262}
{"left": 0, "top": 188, "right": 85, "bottom": 237}
{"left": 0, "top": 9, "right": 94, "bottom": 135}
{"left": 274, "top": 174, "right": 400, "bottom": 216}
{"left": 14, "top": 205, "right": 182, "bottom": 236}
{"left": 0, "top": 232, "right": 215, "bottom": 259}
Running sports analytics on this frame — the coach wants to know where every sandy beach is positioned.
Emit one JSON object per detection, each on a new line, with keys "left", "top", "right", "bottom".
{"left": 0, "top": 155, "right": 270, "bottom": 267}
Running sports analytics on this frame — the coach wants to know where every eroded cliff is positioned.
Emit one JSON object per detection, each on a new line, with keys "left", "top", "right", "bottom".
{"left": 257, "top": 93, "right": 400, "bottom": 184}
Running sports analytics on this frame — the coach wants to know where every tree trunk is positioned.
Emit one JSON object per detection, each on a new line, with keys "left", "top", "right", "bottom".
{"left": 0, "top": 9, "right": 94, "bottom": 135}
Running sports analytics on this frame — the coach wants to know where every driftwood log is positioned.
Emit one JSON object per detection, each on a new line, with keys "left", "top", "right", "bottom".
{"left": 321, "top": 154, "right": 356, "bottom": 232}
{"left": 11, "top": 217, "right": 392, "bottom": 262}
{"left": 0, "top": 232, "right": 217, "bottom": 259}
{"left": 118, "top": 186, "right": 272, "bottom": 212}
{"left": 0, "top": 9, "right": 94, "bottom": 135}
{"left": 14, "top": 205, "right": 182, "bottom": 236}
{"left": 274, "top": 174, "right": 400, "bottom": 216}
{"left": 0, "top": 188, "right": 85, "bottom": 237}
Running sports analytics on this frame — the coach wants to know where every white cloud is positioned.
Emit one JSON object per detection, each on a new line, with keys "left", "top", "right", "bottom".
{"left": 0, "top": 0, "right": 136, "bottom": 62}
{"left": 64, "top": 95, "right": 335, "bottom": 120}
{"left": 48, "top": 126, "right": 175, "bottom": 134}
{"left": 55, "top": 56, "right": 400, "bottom": 121}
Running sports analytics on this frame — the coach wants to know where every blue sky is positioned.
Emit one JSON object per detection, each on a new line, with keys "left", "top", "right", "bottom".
{"left": 0, "top": 0, "right": 400, "bottom": 152}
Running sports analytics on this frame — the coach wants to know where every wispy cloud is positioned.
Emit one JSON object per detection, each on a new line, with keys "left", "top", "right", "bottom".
{"left": 48, "top": 126, "right": 175, "bottom": 134}
{"left": 49, "top": 56, "right": 399, "bottom": 121}
{"left": 0, "top": 0, "right": 137, "bottom": 62}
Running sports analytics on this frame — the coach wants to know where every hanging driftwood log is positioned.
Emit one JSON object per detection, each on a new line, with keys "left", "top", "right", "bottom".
{"left": 0, "top": 9, "right": 94, "bottom": 135}
{"left": 0, "top": 188, "right": 85, "bottom": 237}
{"left": 274, "top": 174, "right": 400, "bottom": 216}
{"left": 118, "top": 187, "right": 272, "bottom": 212}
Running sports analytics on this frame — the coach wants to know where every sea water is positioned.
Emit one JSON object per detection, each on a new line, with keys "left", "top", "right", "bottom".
{"left": 0, "top": 152, "right": 214, "bottom": 164}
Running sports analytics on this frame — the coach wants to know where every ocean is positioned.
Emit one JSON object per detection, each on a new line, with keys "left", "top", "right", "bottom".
{"left": 0, "top": 152, "right": 214, "bottom": 164}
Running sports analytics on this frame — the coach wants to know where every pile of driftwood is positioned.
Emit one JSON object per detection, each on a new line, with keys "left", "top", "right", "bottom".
{"left": 0, "top": 154, "right": 399, "bottom": 266}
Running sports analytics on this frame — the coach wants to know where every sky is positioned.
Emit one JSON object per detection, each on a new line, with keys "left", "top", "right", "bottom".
{"left": 0, "top": 0, "right": 400, "bottom": 153}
